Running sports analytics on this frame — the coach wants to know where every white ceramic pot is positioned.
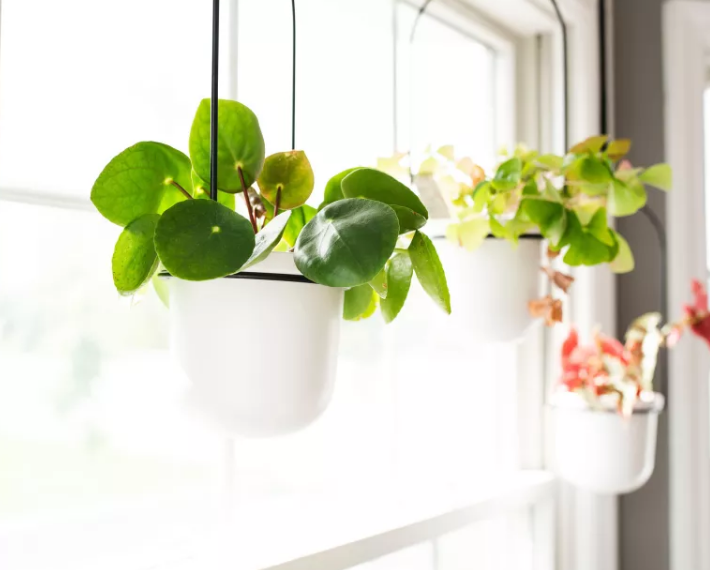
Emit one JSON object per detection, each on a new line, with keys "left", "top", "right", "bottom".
{"left": 552, "top": 392, "right": 665, "bottom": 494}
{"left": 434, "top": 235, "right": 543, "bottom": 343}
{"left": 166, "top": 252, "right": 343, "bottom": 437}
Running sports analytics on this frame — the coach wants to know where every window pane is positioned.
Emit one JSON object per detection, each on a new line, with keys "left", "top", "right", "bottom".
{"left": 396, "top": 3, "right": 497, "bottom": 169}
{"left": 0, "top": 0, "right": 234, "bottom": 196}
{"left": 237, "top": 0, "right": 394, "bottom": 203}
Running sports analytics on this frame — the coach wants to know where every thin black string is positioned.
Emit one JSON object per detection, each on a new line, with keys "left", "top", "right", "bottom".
{"left": 549, "top": 0, "right": 569, "bottom": 151}
{"left": 291, "top": 0, "right": 296, "bottom": 151}
{"left": 210, "top": 0, "right": 220, "bottom": 201}
{"left": 408, "top": 0, "right": 434, "bottom": 183}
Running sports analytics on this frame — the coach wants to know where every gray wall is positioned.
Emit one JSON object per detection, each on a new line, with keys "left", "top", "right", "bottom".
{"left": 613, "top": 0, "right": 669, "bottom": 568}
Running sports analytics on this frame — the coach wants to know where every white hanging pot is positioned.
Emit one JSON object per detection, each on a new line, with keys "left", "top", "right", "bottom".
{"left": 433, "top": 235, "right": 543, "bottom": 343}
{"left": 165, "top": 252, "right": 344, "bottom": 437}
{"left": 552, "top": 392, "right": 665, "bottom": 494}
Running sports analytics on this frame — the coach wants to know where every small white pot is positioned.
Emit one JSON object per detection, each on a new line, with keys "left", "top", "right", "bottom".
{"left": 434, "top": 235, "right": 543, "bottom": 343}
{"left": 166, "top": 252, "right": 343, "bottom": 437}
{"left": 552, "top": 392, "right": 665, "bottom": 495}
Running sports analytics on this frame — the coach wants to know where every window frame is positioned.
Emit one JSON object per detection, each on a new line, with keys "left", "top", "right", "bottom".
{"left": 0, "top": 1, "right": 610, "bottom": 569}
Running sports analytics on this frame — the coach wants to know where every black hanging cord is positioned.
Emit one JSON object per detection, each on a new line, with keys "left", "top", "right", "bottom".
{"left": 291, "top": 0, "right": 297, "bottom": 151}
{"left": 595, "top": 0, "right": 668, "bottom": 399}
{"left": 409, "top": 0, "right": 434, "bottom": 43}
{"left": 210, "top": 0, "right": 220, "bottom": 201}
{"left": 549, "top": 0, "right": 569, "bottom": 151}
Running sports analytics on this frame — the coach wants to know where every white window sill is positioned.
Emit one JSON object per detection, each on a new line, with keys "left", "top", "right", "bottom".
{"left": 1, "top": 471, "right": 554, "bottom": 570}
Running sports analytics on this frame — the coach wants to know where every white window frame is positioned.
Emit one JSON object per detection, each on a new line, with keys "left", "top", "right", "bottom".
{"left": 664, "top": 3, "right": 710, "bottom": 569}
{"left": 0, "top": 1, "right": 610, "bottom": 569}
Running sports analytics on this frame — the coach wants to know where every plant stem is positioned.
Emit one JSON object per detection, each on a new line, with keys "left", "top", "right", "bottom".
{"left": 238, "top": 167, "right": 259, "bottom": 233}
{"left": 170, "top": 180, "right": 193, "bottom": 200}
{"left": 274, "top": 187, "right": 282, "bottom": 217}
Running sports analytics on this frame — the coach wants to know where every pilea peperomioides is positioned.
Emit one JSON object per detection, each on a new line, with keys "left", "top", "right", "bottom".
{"left": 91, "top": 98, "right": 450, "bottom": 323}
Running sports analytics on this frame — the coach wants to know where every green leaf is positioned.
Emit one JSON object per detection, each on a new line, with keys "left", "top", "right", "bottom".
{"left": 257, "top": 151, "right": 315, "bottom": 210}
{"left": 155, "top": 200, "right": 255, "bottom": 281}
{"left": 608, "top": 178, "right": 646, "bottom": 216}
{"left": 561, "top": 211, "right": 617, "bottom": 267}
{"left": 341, "top": 168, "right": 428, "bottom": 233}
{"left": 323, "top": 167, "right": 363, "bottom": 205}
{"left": 344, "top": 284, "right": 378, "bottom": 320}
{"left": 585, "top": 207, "right": 614, "bottom": 246}
{"left": 189, "top": 99, "right": 265, "bottom": 192}
{"left": 294, "top": 198, "right": 399, "bottom": 287}
{"left": 152, "top": 274, "right": 170, "bottom": 308}
{"left": 191, "top": 170, "right": 237, "bottom": 209}
{"left": 521, "top": 199, "right": 567, "bottom": 246}
{"left": 569, "top": 135, "right": 608, "bottom": 154}
{"left": 609, "top": 230, "right": 635, "bottom": 273}
{"left": 522, "top": 179, "right": 539, "bottom": 196}
{"left": 491, "top": 157, "right": 521, "bottom": 192}
{"left": 536, "top": 154, "right": 564, "bottom": 170}
{"left": 409, "top": 231, "right": 451, "bottom": 314}
{"left": 112, "top": 214, "right": 161, "bottom": 295}
{"left": 472, "top": 181, "right": 492, "bottom": 212}
{"left": 368, "top": 267, "right": 388, "bottom": 299}
{"left": 381, "top": 253, "right": 414, "bottom": 323}
{"left": 446, "top": 218, "right": 489, "bottom": 251}
{"left": 243, "top": 211, "right": 292, "bottom": 269}
{"left": 579, "top": 156, "right": 612, "bottom": 184}
{"left": 283, "top": 204, "right": 318, "bottom": 247}
{"left": 92, "top": 142, "right": 192, "bottom": 227}
{"left": 606, "top": 139, "right": 631, "bottom": 161}
{"left": 639, "top": 164, "right": 672, "bottom": 191}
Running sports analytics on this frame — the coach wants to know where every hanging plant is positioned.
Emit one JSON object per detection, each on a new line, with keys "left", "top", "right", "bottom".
{"left": 91, "top": 98, "right": 450, "bottom": 324}
{"left": 380, "top": 137, "right": 672, "bottom": 332}
{"left": 553, "top": 280, "right": 710, "bottom": 494}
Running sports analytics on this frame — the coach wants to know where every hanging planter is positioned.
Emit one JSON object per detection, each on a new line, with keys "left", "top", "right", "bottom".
{"left": 167, "top": 252, "right": 343, "bottom": 436}
{"left": 550, "top": 315, "right": 671, "bottom": 494}
{"left": 89, "top": 2, "right": 451, "bottom": 436}
{"left": 433, "top": 233, "right": 542, "bottom": 343}
{"left": 553, "top": 391, "right": 664, "bottom": 494}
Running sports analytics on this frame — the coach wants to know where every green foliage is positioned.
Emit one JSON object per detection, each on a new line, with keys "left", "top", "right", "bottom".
{"left": 91, "top": 142, "right": 191, "bottom": 226}
{"left": 93, "top": 98, "right": 448, "bottom": 323}
{"left": 154, "top": 200, "right": 255, "bottom": 281}
{"left": 409, "top": 231, "right": 451, "bottom": 314}
{"left": 294, "top": 199, "right": 399, "bottom": 287}
{"left": 380, "top": 253, "right": 413, "bottom": 323}
{"left": 340, "top": 168, "right": 428, "bottom": 233}
{"left": 243, "top": 211, "right": 291, "bottom": 269}
{"left": 112, "top": 214, "right": 161, "bottom": 295}
{"left": 189, "top": 99, "right": 265, "bottom": 191}
{"left": 257, "top": 151, "right": 314, "bottom": 210}
{"left": 435, "top": 136, "right": 672, "bottom": 271}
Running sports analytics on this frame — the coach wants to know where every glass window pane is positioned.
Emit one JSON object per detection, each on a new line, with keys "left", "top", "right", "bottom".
{"left": 396, "top": 4, "right": 497, "bottom": 170}
{"left": 0, "top": 0, "right": 234, "bottom": 197}
{"left": 237, "top": 0, "right": 394, "bottom": 203}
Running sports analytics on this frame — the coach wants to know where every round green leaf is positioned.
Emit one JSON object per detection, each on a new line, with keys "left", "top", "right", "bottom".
{"left": 257, "top": 151, "right": 314, "bottom": 210}
{"left": 561, "top": 211, "right": 617, "bottom": 267}
{"left": 294, "top": 198, "right": 399, "bottom": 287}
{"left": 344, "top": 284, "right": 376, "bottom": 320}
{"left": 242, "top": 211, "right": 292, "bottom": 269}
{"left": 112, "top": 214, "right": 161, "bottom": 295}
{"left": 408, "top": 231, "right": 450, "bottom": 314}
{"left": 323, "top": 167, "right": 363, "bottom": 205}
{"left": 491, "top": 157, "right": 522, "bottom": 191}
{"left": 189, "top": 99, "right": 265, "bottom": 192}
{"left": 341, "top": 168, "right": 428, "bottom": 233}
{"left": 92, "top": 142, "right": 192, "bottom": 227}
{"left": 381, "top": 253, "right": 413, "bottom": 323}
{"left": 579, "top": 156, "right": 612, "bottom": 184}
{"left": 155, "top": 200, "right": 255, "bottom": 281}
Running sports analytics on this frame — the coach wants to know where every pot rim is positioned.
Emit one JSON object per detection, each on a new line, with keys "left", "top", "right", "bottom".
{"left": 159, "top": 251, "right": 316, "bottom": 284}
{"left": 550, "top": 391, "right": 666, "bottom": 415}
{"left": 432, "top": 233, "right": 544, "bottom": 241}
